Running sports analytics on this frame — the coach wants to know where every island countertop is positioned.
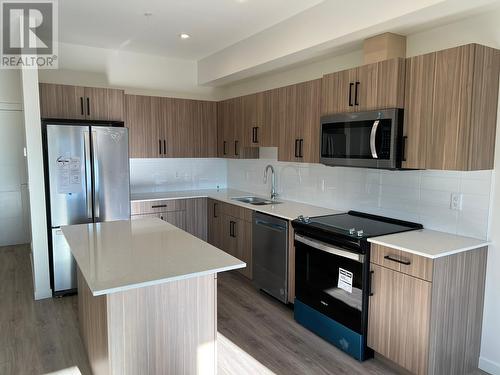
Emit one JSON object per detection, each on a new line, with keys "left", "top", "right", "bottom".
{"left": 61, "top": 217, "right": 245, "bottom": 296}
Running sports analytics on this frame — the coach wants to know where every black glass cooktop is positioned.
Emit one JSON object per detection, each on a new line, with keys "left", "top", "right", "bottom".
{"left": 295, "top": 211, "right": 422, "bottom": 239}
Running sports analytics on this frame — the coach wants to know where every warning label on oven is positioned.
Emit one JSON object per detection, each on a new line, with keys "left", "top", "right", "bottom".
{"left": 338, "top": 268, "right": 353, "bottom": 293}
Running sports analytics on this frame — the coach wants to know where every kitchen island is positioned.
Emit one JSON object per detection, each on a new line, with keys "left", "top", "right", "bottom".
{"left": 61, "top": 217, "right": 245, "bottom": 375}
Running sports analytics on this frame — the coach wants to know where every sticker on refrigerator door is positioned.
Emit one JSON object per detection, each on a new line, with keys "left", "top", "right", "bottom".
{"left": 56, "top": 156, "right": 81, "bottom": 194}
{"left": 338, "top": 268, "right": 353, "bottom": 293}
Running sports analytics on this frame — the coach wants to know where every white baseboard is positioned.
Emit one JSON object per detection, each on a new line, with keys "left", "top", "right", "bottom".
{"left": 480, "top": 357, "right": 500, "bottom": 375}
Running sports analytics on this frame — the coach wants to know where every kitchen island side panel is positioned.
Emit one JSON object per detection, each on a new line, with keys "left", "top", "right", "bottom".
{"left": 107, "top": 274, "right": 217, "bottom": 375}
{"left": 77, "top": 267, "right": 110, "bottom": 375}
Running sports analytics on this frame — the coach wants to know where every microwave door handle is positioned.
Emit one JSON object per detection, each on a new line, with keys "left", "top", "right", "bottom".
{"left": 370, "top": 120, "right": 380, "bottom": 159}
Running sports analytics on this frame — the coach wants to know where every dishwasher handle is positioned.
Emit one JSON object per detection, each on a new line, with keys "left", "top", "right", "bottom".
{"left": 255, "top": 219, "right": 287, "bottom": 232}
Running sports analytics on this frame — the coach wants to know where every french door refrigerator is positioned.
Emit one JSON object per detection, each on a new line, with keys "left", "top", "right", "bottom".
{"left": 43, "top": 121, "right": 130, "bottom": 296}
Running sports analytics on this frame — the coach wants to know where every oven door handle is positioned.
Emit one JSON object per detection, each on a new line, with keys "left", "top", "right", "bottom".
{"left": 370, "top": 120, "right": 380, "bottom": 159}
{"left": 295, "top": 234, "right": 364, "bottom": 263}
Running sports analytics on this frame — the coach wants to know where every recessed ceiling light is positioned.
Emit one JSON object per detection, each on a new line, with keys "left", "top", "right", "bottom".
{"left": 179, "top": 33, "right": 191, "bottom": 40}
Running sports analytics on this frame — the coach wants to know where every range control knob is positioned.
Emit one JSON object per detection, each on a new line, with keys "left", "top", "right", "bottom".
{"left": 357, "top": 230, "right": 364, "bottom": 237}
{"left": 349, "top": 228, "right": 356, "bottom": 235}
{"left": 303, "top": 216, "right": 311, "bottom": 224}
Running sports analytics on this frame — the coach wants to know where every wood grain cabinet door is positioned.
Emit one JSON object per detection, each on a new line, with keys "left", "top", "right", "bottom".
{"left": 242, "top": 94, "right": 258, "bottom": 147}
{"left": 234, "top": 218, "right": 252, "bottom": 280}
{"left": 321, "top": 68, "right": 358, "bottom": 115}
{"left": 402, "top": 53, "right": 436, "bottom": 169}
{"left": 259, "top": 89, "right": 281, "bottom": 147}
{"left": 356, "top": 58, "right": 405, "bottom": 111}
{"left": 217, "top": 100, "right": 235, "bottom": 158}
{"left": 125, "top": 95, "right": 155, "bottom": 158}
{"left": 39, "top": 83, "right": 86, "bottom": 119}
{"left": 84, "top": 87, "right": 124, "bottom": 121}
{"left": 427, "top": 45, "right": 475, "bottom": 171}
{"left": 207, "top": 199, "right": 223, "bottom": 249}
{"left": 295, "top": 79, "right": 321, "bottom": 163}
{"left": 368, "top": 264, "right": 432, "bottom": 375}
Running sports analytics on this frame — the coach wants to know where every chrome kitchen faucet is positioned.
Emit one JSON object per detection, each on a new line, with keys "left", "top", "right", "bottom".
{"left": 263, "top": 164, "right": 278, "bottom": 201}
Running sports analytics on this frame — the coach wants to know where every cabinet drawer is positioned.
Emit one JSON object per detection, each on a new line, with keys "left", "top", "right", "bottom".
{"left": 131, "top": 199, "right": 187, "bottom": 215}
{"left": 213, "top": 200, "right": 253, "bottom": 222}
{"left": 371, "top": 244, "right": 433, "bottom": 282}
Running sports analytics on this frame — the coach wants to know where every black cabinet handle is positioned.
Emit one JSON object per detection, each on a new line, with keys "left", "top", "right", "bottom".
{"left": 252, "top": 127, "right": 259, "bottom": 143}
{"left": 384, "top": 255, "right": 411, "bottom": 266}
{"left": 402, "top": 135, "right": 408, "bottom": 162}
{"left": 232, "top": 221, "right": 237, "bottom": 238}
{"left": 355, "top": 82, "right": 360, "bottom": 106}
{"left": 223, "top": 141, "right": 227, "bottom": 155}
{"left": 294, "top": 139, "right": 299, "bottom": 157}
{"left": 80, "top": 97, "right": 84, "bottom": 115}
{"left": 158, "top": 139, "right": 162, "bottom": 155}
{"left": 86, "top": 97, "right": 90, "bottom": 116}
{"left": 369, "top": 270, "right": 374, "bottom": 296}
{"left": 234, "top": 140, "right": 239, "bottom": 156}
{"left": 163, "top": 139, "right": 167, "bottom": 155}
{"left": 349, "top": 82, "right": 354, "bottom": 106}
{"left": 299, "top": 139, "right": 304, "bottom": 158}
{"left": 229, "top": 220, "right": 235, "bottom": 237}
{"left": 152, "top": 204, "right": 167, "bottom": 209}
{"left": 213, "top": 203, "right": 218, "bottom": 218}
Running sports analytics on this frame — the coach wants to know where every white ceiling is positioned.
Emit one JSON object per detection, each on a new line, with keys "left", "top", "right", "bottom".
{"left": 58, "top": 0, "right": 324, "bottom": 60}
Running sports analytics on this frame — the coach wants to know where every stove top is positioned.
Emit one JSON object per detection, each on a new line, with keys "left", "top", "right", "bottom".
{"left": 294, "top": 211, "right": 422, "bottom": 240}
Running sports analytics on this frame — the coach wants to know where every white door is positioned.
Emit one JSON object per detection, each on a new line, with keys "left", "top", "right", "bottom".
{"left": 0, "top": 110, "right": 29, "bottom": 246}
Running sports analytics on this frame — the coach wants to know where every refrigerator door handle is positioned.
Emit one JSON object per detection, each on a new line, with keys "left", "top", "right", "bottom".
{"left": 83, "top": 131, "right": 92, "bottom": 219}
{"left": 92, "top": 131, "right": 100, "bottom": 219}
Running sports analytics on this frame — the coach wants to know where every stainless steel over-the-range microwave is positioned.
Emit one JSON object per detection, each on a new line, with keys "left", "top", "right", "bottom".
{"left": 320, "top": 108, "right": 404, "bottom": 169}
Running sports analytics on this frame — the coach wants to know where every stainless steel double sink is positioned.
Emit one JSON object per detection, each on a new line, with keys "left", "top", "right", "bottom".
{"left": 231, "top": 196, "right": 282, "bottom": 206}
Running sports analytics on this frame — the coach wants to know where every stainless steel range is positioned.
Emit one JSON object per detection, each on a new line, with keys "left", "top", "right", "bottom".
{"left": 292, "top": 211, "right": 422, "bottom": 361}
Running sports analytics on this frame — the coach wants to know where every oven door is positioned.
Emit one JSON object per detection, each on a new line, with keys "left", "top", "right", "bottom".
{"left": 295, "top": 234, "right": 365, "bottom": 334}
{"left": 320, "top": 108, "right": 403, "bottom": 169}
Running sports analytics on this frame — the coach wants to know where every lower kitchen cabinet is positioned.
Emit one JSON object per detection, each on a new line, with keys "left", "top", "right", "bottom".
{"left": 131, "top": 198, "right": 207, "bottom": 240}
{"left": 207, "top": 199, "right": 253, "bottom": 279}
{"left": 368, "top": 244, "right": 488, "bottom": 375}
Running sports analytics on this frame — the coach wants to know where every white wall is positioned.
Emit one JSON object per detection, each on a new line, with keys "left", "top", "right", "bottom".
{"left": 0, "top": 70, "right": 30, "bottom": 247}
{"left": 129, "top": 159, "right": 227, "bottom": 194}
{"left": 21, "top": 67, "right": 51, "bottom": 300}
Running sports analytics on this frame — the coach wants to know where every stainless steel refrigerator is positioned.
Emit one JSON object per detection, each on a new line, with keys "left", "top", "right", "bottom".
{"left": 43, "top": 121, "right": 130, "bottom": 295}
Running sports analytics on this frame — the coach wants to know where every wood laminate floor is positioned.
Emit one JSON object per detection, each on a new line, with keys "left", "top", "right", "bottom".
{"left": 0, "top": 245, "right": 485, "bottom": 375}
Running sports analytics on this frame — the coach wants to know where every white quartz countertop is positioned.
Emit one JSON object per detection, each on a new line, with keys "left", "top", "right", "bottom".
{"left": 369, "top": 229, "right": 490, "bottom": 259}
{"left": 130, "top": 189, "right": 341, "bottom": 221}
{"left": 61, "top": 218, "right": 245, "bottom": 296}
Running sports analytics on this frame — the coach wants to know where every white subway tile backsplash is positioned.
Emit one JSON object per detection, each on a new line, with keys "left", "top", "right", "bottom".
{"left": 131, "top": 156, "right": 492, "bottom": 240}
{"left": 227, "top": 159, "right": 492, "bottom": 240}
{"left": 130, "top": 158, "right": 227, "bottom": 194}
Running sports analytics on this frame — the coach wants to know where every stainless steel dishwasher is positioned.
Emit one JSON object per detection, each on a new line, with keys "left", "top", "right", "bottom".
{"left": 252, "top": 211, "right": 289, "bottom": 303}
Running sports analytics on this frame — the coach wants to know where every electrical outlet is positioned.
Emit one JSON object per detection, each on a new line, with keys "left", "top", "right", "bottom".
{"left": 450, "top": 193, "right": 463, "bottom": 211}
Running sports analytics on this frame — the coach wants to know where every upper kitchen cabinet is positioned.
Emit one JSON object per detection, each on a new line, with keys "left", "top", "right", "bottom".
{"left": 84, "top": 87, "right": 125, "bottom": 121}
{"left": 240, "top": 90, "right": 280, "bottom": 148}
{"left": 279, "top": 79, "right": 321, "bottom": 163}
{"left": 321, "top": 58, "right": 405, "bottom": 115}
{"left": 39, "top": 83, "right": 85, "bottom": 120}
{"left": 217, "top": 97, "right": 258, "bottom": 159}
{"left": 125, "top": 94, "right": 155, "bottom": 158}
{"left": 39, "top": 83, "right": 124, "bottom": 121}
{"left": 126, "top": 94, "right": 217, "bottom": 158}
{"left": 217, "top": 98, "right": 236, "bottom": 158}
{"left": 403, "top": 44, "right": 500, "bottom": 170}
